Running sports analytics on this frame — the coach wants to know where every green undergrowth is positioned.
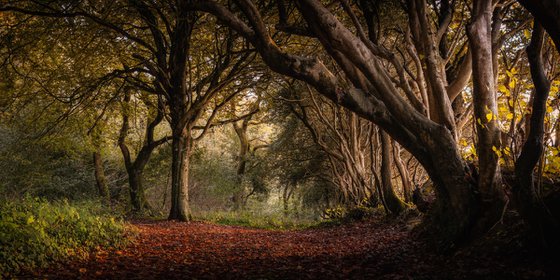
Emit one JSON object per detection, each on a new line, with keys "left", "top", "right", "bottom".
{"left": 0, "top": 197, "right": 130, "bottom": 277}
{"left": 194, "top": 210, "right": 320, "bottom": 230}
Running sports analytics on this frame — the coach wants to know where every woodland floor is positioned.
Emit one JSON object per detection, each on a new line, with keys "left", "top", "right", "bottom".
{"left": 27, "top": 213, "right": 559, "bottom": 280}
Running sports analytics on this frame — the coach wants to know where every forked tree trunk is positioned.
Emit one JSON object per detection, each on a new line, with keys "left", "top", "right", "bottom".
{"left": 127, "top": 148, "right": 154, "bottom": 212}
{"left": 118, "top": 92, "right": 167, "bottom": 213}
{"left": 168, "top": 128, "right": 193, "bottom": 221}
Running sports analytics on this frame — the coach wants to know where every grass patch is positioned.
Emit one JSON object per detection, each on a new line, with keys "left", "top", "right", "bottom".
{"left": 0, "top": 197, "right": 130, "bottom": 277}
{"left": 194, "top": 210, "right": 320, "bottom": 230}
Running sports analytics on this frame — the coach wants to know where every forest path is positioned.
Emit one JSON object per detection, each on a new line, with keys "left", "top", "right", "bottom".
{"left": 35, "top": 219, "right": 551, "bottom": 279}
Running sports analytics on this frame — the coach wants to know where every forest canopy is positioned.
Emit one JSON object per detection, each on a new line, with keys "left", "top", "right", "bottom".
{"left": 1, "top": 0, "right": 560, "bottom": 256}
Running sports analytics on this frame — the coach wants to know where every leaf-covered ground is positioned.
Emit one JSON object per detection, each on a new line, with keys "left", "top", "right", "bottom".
{"left": 29, "top": 216, "right": 558, "bottom": 279}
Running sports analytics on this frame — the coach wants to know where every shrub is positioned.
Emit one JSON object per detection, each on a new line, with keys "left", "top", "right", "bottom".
{"left": 0, "top": 197, "right": 128, "bottom": 277}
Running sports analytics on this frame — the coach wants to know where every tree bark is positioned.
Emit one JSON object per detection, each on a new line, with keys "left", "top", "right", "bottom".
{"left": 380, "top": 131, "right": 407, "bottom": 214}
{"left": 118, "top": 92, "right": 168, "bottom": 213}
{"left": 514, "top": 23, "right": 560, "bottom": 249}
{"left": 467, "top": 0, "right": 505, "bottom": 234}
{"left": 232, "top": 119, "right": 250, "bottom": 210}
{"left": 93, "top": 149, "right": 109, "bottom": 199}
{"left": 393, "top": 141, "right": 412, "bottom": 203}
{"left": 168, "top": 127, "right": 193, "bottom": 221}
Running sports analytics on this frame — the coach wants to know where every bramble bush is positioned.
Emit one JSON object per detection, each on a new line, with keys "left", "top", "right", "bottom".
{"left": 0, "top": 197, "right": 129, "bottom": 277}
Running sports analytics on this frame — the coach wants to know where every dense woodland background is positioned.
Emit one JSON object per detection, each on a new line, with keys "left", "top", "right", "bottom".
{"left": 1, "top": 0, "right": 560, "bottom": 277}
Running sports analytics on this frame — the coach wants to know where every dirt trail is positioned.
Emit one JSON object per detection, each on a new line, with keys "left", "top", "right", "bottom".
{"left": 32, "top": 219, "right": 555, "bottom": 279}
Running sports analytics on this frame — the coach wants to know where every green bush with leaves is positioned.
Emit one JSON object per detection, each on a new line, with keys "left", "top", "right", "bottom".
{"left": 0, "top": 197, "right": 129, "bottom": 277}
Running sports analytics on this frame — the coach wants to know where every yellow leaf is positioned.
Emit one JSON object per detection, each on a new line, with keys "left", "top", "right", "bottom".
{"left": 498, "top": 84, "right": 509, "bottom": 94}
{"left": 506, "top": 112, "right": 514, "bottom": 120}
{"left": 486, "top": 112, "right": 493, "bottom": 122}
{"left": 524, "top": 29, "right": 531, "bottom": 40}
{"left": 492, "top": 146, "right": 502, "bottom": 157}
{"left": 508, "top": 79, "right": 516, "bottom": 89}
{"left": 546, "top": 106, "right": 553, "bottom": 113}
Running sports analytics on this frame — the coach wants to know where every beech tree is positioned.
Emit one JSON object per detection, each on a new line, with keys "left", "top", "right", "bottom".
{"left": 118, "top": 90, "right": 170, "bottom": 213}
{"left": 2, "top": 0, "right": 560, "bottom": 249}
{"left": 187, "top": 0, "right": 555, "bottom": 245}
{"left": 1, "top": 1, "right": 257, "bottom": 220}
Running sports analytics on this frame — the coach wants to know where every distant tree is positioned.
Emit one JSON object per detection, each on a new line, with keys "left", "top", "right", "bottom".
{"left": 118, "top": 89, "right": 170, "bottom": 213}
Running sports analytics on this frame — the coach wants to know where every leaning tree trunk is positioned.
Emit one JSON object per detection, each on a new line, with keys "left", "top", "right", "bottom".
{"left": 393, "top": 140, "right": 412, "bottom": 203}
{"left": 514, "top": 23, "right": 560, "bottom": 249}
{"left": 380, "top": 131, "right": 407, "bottom": 215}
{"left": 168, "top": 127, "right": 193, "bottom": 221}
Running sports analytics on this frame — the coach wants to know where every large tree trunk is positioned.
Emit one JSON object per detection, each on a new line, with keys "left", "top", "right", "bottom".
{"left": 514, "top": 23, "right": 560, "bottom": 249}
{"left": 168, "top": 128, "right": 192, "bottom": 221}
{"left": 93, "top": 149, "right": 109, "bottom": 199}
{"left": 379, "top": 131, "right": 407, "bottom": 214}
{"left": 416, "top": 126, "right": 477, "bottom": 247}
{"left": 128, "top": 169, "right": 150, "bottom": 212}
{"left": 467, "top": 0, "right": 505, "bottom": 234}
{"left": 127, "top": 149, "right": 153, "bottom": 212}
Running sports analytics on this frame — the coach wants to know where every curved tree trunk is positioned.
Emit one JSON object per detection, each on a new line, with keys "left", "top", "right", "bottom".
{"left": 380, "top": 131, "right": 407, "bottom": 214}
{"left": 393, "top": 141, "right": 412, "bottom": 203}
{"left": 416, "top": 126, "right": 477, "bottom": 247}
{"left": 119, "top": 92, "right": 168, "bottom": 214}
{"left": 514, "top": 23, "right": 560, "bottom": 249}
